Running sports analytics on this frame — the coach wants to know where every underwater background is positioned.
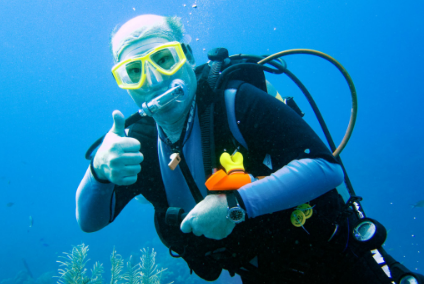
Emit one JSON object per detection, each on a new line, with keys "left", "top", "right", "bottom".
{"left": 0, "top": 0, "right": 423, "bottom": 283}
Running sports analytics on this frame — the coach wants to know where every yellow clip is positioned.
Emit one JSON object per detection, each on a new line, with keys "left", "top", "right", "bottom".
{"left": 220, "top": 152, "right": 245, "bottom": 174}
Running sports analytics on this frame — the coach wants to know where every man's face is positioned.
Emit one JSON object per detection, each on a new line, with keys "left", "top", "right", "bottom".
{"left": 117, "top": 37, "right": 197, "bottom": 125}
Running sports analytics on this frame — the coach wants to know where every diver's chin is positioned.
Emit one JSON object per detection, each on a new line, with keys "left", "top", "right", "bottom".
{"left": 153, "top": 101, "right": 189, "bottom": 127}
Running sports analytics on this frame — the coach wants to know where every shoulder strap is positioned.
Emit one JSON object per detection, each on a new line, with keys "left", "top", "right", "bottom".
{"left": 200, "top": 103, "right": 216, "bottom": 178}
{"left": 196, "top": 61, "right": 268, "bottom": 178}
{"left": 199, "top": 80, "right": 250, "bottom": 179}
{"left": 223, "top": 80, "right": 249, "bottom": 150}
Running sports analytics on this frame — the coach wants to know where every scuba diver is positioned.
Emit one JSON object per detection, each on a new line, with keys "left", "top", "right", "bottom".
{"left": 76, "top": 14, "right": 423, "bottom": 284}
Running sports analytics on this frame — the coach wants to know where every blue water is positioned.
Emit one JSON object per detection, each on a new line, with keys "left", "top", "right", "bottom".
{"left": 0, "top": 0, "right": 423, "bottom": 283}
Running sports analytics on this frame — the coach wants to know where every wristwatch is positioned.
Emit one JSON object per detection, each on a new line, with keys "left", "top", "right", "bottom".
{"left": 226, "top": 193, "right": 246, "bottom": 223}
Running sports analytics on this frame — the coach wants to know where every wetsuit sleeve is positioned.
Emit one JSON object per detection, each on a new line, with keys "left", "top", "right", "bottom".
{"left": 237, "top": 158, "right": 344, "bottom": 217}
{"left": 76, "top": 118, "right": 165, "bottom": 231}
{"left": 110, "top": 118, "right": 167, "bottom": 220}
{"left": 76, "top": 166, "right": 115, "bottom": 232}
{"left": 234, "top": 83, "right": 344, "bottom": 218}
{"left": 76, "top": 150, "right": 162, "bottom": 232}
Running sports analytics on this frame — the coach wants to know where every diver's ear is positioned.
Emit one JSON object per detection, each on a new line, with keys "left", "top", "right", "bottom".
{"left": 181, "top": 43, "right": 196, "bottom": 67}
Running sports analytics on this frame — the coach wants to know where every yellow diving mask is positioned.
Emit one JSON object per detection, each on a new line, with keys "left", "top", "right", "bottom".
{"left": 112, "top": 41, "right": 187, "bottom": 90}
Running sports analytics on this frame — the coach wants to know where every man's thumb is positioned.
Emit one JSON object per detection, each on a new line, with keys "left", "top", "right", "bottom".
{"left": 110, "top": 110, "right": 126, "bottom": 136}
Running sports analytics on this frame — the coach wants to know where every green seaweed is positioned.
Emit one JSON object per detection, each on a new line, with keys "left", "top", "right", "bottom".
{"left": 110, "top": 248, "right": 124, "bottom": 284}
{"left": 139, "top": 248, "right": 168, "bottom": 284}
{"left": 55, "top": 244, "right": 172, "bottom": 284}
{"left": 90, "top": 262, "right": 105, "bottom": 284}
{"left": 122, "top": 256, "right": 140, "bottom": 284}
{"left": 56, "top": 244, "right": 103, "bottom": 284}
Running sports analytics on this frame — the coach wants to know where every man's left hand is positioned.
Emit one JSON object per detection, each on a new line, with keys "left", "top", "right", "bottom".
{"left": 180, "top": 194, "right": 235, "bottom": 240}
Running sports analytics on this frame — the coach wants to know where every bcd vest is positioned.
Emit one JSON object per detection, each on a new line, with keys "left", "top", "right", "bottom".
{"left": 126, "top": 63, "right": 345, "bottom": 281}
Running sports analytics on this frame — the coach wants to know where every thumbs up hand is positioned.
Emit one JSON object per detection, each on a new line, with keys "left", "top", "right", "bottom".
{"left": 92, "top": 110, "right": 144, "bottom": 185}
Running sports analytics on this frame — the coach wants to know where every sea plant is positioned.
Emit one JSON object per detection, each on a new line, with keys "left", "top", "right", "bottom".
{"left": 56, "top": 243, "right": 104, "bottom": 284}
{"left": 55, "top": 244, "right": 172, "bottom": 284}
{"left": 139, "top": 248, "right": 168, "bottom": 284}
{"left": 122, "top": 256, "right": 141, "bottom": 284}
{"left": 110, "top": 248, "right": 124, "bottom": 284}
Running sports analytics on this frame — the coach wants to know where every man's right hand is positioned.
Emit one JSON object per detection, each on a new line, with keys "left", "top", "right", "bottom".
{"left": 93, "top": 110, "right": 144, "bottom": 185}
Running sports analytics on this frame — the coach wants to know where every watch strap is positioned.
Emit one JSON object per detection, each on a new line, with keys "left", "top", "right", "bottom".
{"left": 233, "top": 191, "right": 246, "bottom": 211}
{"left": 226, "top": 192, "right": 238, "bottom": 208}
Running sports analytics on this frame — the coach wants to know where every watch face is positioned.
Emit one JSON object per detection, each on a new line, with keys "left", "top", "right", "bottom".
{"left": 228, "top": 207, "right": 245, "bottom": 223}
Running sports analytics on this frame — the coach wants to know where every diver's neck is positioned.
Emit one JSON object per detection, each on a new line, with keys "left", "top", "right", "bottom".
{"left": 159, "top": 109, "right": 190, "bottom": 144}
{"left": 160, "top": 120, "right": 185, "bottom": 144}
{"left": 156, "top": 89, "right": 196, "bottom": 144}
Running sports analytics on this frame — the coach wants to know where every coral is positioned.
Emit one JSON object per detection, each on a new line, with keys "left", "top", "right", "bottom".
{"left": 89, "top": 262, "right": 104, "bottom": 284}
{"left": 122, "top": 248, "right": 172, "bottom": 284}
{"left": 139, "top": 248, "right": 168, "bottom": 284}
{"left": 54, "top": 244, "right": 171, "bottom": 284}
{"left": 122, "top": 256, "right": 139, "bottom": 284}
{"left": 0, "top": 270, "right": 33, "bottom": 284}
{"left": 0, "top": 270, "right": 56, "bottom": 284}
{"left": 110, "top": 248, "right": 124, "bottom": 284}
{"left": 56, "top": 244, "right": 104, "bottom": 284}
{"left": 36, "top": 272, "right": 56, "bottom": 284}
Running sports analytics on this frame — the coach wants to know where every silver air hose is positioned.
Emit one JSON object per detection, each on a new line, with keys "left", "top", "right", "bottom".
{"left": 139, "top": 79, "right": 188, "bottom": 117}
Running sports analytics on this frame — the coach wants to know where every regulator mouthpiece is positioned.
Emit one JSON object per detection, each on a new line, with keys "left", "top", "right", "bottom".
{"left": 139, "top": 79, "right": 188, "bottom": 117}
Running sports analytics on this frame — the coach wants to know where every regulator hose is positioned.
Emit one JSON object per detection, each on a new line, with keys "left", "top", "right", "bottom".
{"left": 257, "top": 49, "right": 358, "bottom": 157}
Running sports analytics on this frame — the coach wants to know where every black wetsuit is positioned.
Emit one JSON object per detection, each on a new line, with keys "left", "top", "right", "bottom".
{"left": 82, "top": 82, "right": 406, "bottom": 283}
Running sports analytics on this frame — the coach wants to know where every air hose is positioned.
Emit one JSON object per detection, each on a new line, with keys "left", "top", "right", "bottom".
{"left": 220, "top": 50, "right": 360, "bottom": 204}
{"left": 258, "top": 49, "right": 358, "bottom": 158}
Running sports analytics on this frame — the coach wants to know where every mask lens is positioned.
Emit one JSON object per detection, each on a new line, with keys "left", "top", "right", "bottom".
{"left": 114, "top": 60, "right": 143, "bottom": 88}
{"left": 150, "top": 47, "right": 180, "bottom": 72}
{"left": 124, "top": 60, "right": 143, "bottom": 83}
